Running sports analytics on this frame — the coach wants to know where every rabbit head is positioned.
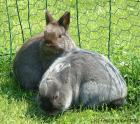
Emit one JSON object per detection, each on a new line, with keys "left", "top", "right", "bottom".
{"left": 38, "top": 78, "right": 72, "bottom": 115}
{"left": 41, "top": 10, "right": 76, "bottom": 55}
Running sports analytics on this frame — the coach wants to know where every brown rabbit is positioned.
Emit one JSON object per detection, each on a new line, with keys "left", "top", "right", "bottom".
{"left": 13, "top": 10, "right": 77, "bottom": 90}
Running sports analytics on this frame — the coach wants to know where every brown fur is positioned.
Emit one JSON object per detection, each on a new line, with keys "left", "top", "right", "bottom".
{"left": 13, "top": 11, "right": 77, "bottom": 90}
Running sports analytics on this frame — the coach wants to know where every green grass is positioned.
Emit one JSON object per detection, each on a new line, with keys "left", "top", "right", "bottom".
{"left": 0, "top": 0, "right": 140, "bottom": 123}
{"left": 0, "top": 67, "right": 140, "bottom": 124}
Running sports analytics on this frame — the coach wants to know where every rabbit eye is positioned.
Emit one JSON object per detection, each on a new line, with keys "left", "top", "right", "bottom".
{"left": 58, "top": 35, "right": 62, "bottom": 38}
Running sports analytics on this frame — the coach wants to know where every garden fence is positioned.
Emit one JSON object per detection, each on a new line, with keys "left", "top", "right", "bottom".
{"left": 0, "top": 0, "right": 140, "bottom": 75}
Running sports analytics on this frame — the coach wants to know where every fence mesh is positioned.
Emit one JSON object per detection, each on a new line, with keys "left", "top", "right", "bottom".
{"left": 0, "top": 0, "right": 140, "bottom": 77}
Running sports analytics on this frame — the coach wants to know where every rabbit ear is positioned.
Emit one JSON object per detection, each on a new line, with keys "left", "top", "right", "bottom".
{"left": 45, "top": 10, "right": 54, "bottom": 25}
{"left": 58, "top": 11, "right": 70, "bottom": 30}
{"left": 39, "top": 82, "right": 47, "bottom": 97}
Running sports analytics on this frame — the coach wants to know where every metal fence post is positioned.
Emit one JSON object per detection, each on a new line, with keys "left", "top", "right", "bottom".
{"left": 16, "top": 0, "right": 25, "bottom": 43}
{"left": 5, "top": 0, "right": 12, "bottom": 69}
{"left": 76, "top": 0, "right": 81, "bottom": 48}
{"left": 108, "top": 0, "right": 112, "bottom": 60}
{"left": 27, "top": 0, "right": 32, "bottom": 36}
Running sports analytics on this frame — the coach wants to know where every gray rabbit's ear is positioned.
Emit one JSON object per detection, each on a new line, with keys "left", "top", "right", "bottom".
{"left": 45, "top": 10, "right": 54, "bottom": 25}
{"left": 58, "top": 11, "right": 70, "bottom": 30}
{"left": 39, "top": 82, "right": 47, "bottom": 97}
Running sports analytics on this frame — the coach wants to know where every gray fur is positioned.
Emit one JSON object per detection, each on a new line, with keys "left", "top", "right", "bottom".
{"left": 38, "top": 49, "right": 127, "bottom": 114}
{"left": 13, "top": 11, "right": 77, "bottom": 90}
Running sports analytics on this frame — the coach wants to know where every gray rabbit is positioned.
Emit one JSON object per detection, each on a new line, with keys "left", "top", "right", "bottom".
{"left": 13, "top": 11, "right": 77, "bottom": 90}
{"left": 38, "top": 49, "right": 127, "bottom": 114}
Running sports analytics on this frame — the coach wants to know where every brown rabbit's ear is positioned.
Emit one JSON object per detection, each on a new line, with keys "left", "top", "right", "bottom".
{"left": 45, "top": 10, "right": 54, "bottom": 25}
{"left": 58, "top": 11, "right": 70, "bottom": 30}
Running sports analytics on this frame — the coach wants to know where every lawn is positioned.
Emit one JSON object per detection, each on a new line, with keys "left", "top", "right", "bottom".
{"left": 0, "top": 0, "right": 140, "bottom": 124}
